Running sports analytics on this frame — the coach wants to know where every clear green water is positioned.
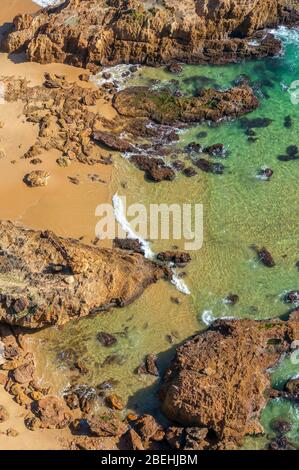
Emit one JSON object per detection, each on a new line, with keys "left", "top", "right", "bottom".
{"left": 34, "top": 26, "right": 299, "bottom": 448}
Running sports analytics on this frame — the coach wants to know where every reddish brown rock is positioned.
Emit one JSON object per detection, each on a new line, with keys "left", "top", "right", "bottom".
{"left": 160, "top": 318, "right": 299, "bottom": 449}
{"left": 0, "top": 221, "right": 165, "bottom": 328}
{"left": 3, "top": 1, "right": 298, "bottom": 67}
{"left": 34, "top": 396, "right": 72, "bottom": 429}
{"left": 92, "top": 131, "right": 133, "bottom": 152}
{"left": 12, "top": 363, "right": 35, "bottom": 384}
{"left": 88, "top": 413, "right": 128, "bottom": 437}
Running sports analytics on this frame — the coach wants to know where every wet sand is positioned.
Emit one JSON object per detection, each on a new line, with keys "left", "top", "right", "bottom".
{"left": 0, "top": 0, "right": 117, "bottom": 450}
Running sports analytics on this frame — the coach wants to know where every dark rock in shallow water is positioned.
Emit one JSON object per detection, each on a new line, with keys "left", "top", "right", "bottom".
{"left": 130, "top": 155, "right": 175, "bottom": 182}
{"left": 172, "top": 160, "right": 185, "bottom": 171}
{"left": 113, "top": 238, "right": 144, "bottom": 255}
{"left": 167, "top": 63, "right": 183, "bottom": 74}
{"left": 268, "top": 435, "right": 293, "bottom": 450}
{"left": 194, "top": 158, "right": 224, "bottom": 174}
{"left": 233, "top": 74, "right": 250, "bottom": 87}
{"left": 183, "top": 167, "right": 197, "bottom": 177}
{"left": 92, "top": 131, "right": 133, "bottom": 152}
{"left": 225, "top": 294, "right": 239, "bottom": 305}
{"left": 64, "top": 385, "right": 98, "bottom": 414}
{"left": 259, "top": 167, "right": 273, "bottom": 180}
{"left": 284, "top": 291, "right": 299, "bottom": 304}
{"left": 97, "top": 332, "right": 117, "bottom": 347}
{"left": 245, "top": 129, "right": 256, "bottom": 137}
{"left": 277, "top": 154, "right": 299, "bottom": 162}
{"left": 185, "top": 142, "right": 202, "bottom": 153}
{"left": 284, "top": 378, "right": 299, "bottom": 397}
{"left": 286, "top": 145, "right": 298, "bottom": 156}
{"left": 203, "top": 143, "right": 226, "bottom": 157}
{"left": 136, "top": 354, "right": 159, "bottom": 376}
{"left": 284, "top": 115, "right": 292, "bottom": 129}
{"left": 197, "top": 131, "right": 208, "bottom": 139}
{"left": 270, "top": 418, "right": 292, "bottom": 435}
{"left": 240, "top": 117, "right": 273, "bottom": 129}
{"left": 157, "top": 251, "right": 191, "bottom": 266}
{"left": 255, "top": 246, "right": 275, "bottom": 267}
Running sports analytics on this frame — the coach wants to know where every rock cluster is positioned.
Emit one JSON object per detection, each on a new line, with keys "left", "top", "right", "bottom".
{"left": 3, "top": 0, "right": 299, "bottom": 67}
{"left": 160, "top": 317, "right": 299, "bottom": 449}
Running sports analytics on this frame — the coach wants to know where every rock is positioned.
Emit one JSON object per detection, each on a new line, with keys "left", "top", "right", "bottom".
{"left": 172, "top": 160, "right": 185, "bottom": 171}
{"left": 204, "top": 143, "right": 226, "bottom": 157}
{"left": 56, "top": 157, "right": 70, "bottom": 167}
{"left": 284, "top": 378, "right": 299, "bottom": 397}
{"left": 186, "top": 142, "right": 202, "bottom": 153}
{"left": 134, "top": 415, "right": 164, "bottom": 443}
{"left": 30, "top": 158, "right": 43, "bottom": 165}
{"left": 4, "top": 1, "right": 295, "bottom": 67}
{"left": 160, "top": 318, "right": 298, "bottom": 449}
{"left": 284, "top": 115, "right": 292, "bottom": 128}
{"left": 113, "top": 238, "right": 144, "bottom": 255}
{"left": 0, "top": 405, "right": 9, "bottom": 423}
{"left": 165, "top": 427, "right": 185, "bottom": 449}
{"left": 92, "top": 131, "right": 132, "bottom": 152}
{"left": 284, "top": 291, "right": 299, "bottom": 304}
{"left": 34, "top": 396, "right": 72, "bottom": 429}
{"left": 277, "top": 154, "right": 299, "bottom": 162}
{"left": 225, "top": 294, "right": 239, "bottom": 305}
{"left": 270, "top": 418, "right": 292, "bottom": 435}
{"left": 0, "top": 221, "right": 165, "bottom": 328}
{"left": 137, "top": 354, "right": 159, "bottom": 377}
{"left": 79, "top": 73, "right": 90, "bottom": 82}
{"left": 194, "top": 158, "right": 224, "bottom": 174}
{"left": 167, "top": 63, "right": 183, "bottom": 74}
{"left": 12, "top": 363, "right": 35, "bottom": 384}
{"left": 259, "top": 167, "right": 273, "bottom": 179}
{"left": 130, "top": 155, "right": 175, "bottom": 182}
{"left": 6, "top": 428, "right": 19, "bottom": 437}
{"left": 64, "top": 385, "right": 98, "bottom": 414}
{"left": 105, "top": 394, "right": 125, "bottom": 411}
{"left": 24, "top": 170, "right": 50, "bottom": 187}
{"left": 183, "top": 167, "right": 197, "bottom": 177}
{"left": 0, "top": 149, "right": 6, "bottom": 159}
{"left": 123, "top": 429, "right": 145, "bottom": 451}
{"left": 240, "top": 117, "right": 273, "bottom": 129}
{"left": 157, "top": 251, "right": 191, "bottom": 266}
{"left": 88, "top": 413, "right": 127, "bottom": 437}
{"left": 286, "top": 145, "right": 298, "bottom": 156}
{"left": 269, "top": 435, "right": 292, "bottom": 450}
{"left": 256, "top": 246, "right": 276, "bottom": 267}
{"left": 97, "top": 332, "right": 117, "bottom": 348}
{"left": 113, "top": 85, "right": 259, "bottom": 125}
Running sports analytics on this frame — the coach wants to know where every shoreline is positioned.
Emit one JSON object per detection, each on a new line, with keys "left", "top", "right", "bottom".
{"left": 0, "top": 0, "right": 117, "bottom": 450}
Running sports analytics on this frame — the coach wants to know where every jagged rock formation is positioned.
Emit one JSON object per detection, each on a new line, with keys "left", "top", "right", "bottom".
{"left": 3, "top": 0, "right": 299, "bottom": 68}
{"left": 160, "top": 317, "right": 299, "bottom": 449}
{"left": 113, "top": 85, "right": 259, "bottom": 124}
{"left": 0, "top": 221, "right": 165, "bottom": 328}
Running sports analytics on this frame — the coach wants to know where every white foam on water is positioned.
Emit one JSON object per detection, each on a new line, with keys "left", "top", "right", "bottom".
{"left": 271, "top": 25, "right": 299, "bottom": 46}
{"left": 112, "top": 194, "right": 191, "bottom": 295}
{"left": 33, "top": 0, "right": 61, "bottom": 6}
{"left": 112, "top": 193, "right": 154, "bottom": 260}
{"left": 201, "top": 309, "right": 235, "bottom": 326}
{"left": 91, "top": 65, "right": 139, "bottom": 92}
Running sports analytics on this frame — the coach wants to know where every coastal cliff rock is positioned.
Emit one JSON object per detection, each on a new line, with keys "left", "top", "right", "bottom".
{"left": 0, "top": 221, "right": 165, "bottom": 328}
{"left": 3, "top": 0, "right": 299, "bottom": 67}
{"left": 160, "top": 318, "right": 299, "bottom": 449}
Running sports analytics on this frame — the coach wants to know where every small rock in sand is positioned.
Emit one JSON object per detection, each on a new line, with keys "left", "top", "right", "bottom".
{"left": 24, "top": 170, "right": 50, "bottom": 187}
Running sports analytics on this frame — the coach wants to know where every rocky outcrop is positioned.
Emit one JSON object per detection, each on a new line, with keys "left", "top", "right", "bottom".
{"left": 160, "top": 318, "right": 299, "bottom": 449}
{"left": 3, "top": 0, "right": 299, "bottom": 67}
{"left": 0, "top": 221, "right": 165, "bottom": 328}
{"left": 113, "top": 85, "right": 259, "bottom": 125}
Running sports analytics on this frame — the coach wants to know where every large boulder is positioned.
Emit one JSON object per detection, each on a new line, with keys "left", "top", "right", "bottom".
{"left": 160, "top": 318, "right": 299, "bottom": 449}
{"left": 0, "top": 221, "right": 165, "bottom": 328}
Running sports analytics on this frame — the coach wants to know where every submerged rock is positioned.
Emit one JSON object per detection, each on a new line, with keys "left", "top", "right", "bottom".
{"left": 284, "top": 291, "right": 299, "bottom": 304}
{"left": 194, "top": 158, "right": 224, "bottom": 174}
{"left": 97, "top": 332, "right": 117, "bottom": 348}
{"left": 284, "top": 378, "right": 299, "bottom": 397}
{"left": 137, "top": 354, "right": 159, "bottom": 377}
{"left": 255, "top": 246, "right": 276, "bottom": 267}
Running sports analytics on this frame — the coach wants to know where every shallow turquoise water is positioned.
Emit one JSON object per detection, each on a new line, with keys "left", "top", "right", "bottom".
{"left": 34, "top": 26, "right": 299, "bottom": 449}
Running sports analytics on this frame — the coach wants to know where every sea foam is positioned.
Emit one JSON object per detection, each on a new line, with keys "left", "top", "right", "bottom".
{"left": 112, "top": 194, "right": 190, "bottom": 295}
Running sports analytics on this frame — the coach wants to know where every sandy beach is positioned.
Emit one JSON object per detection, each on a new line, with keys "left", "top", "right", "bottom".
{"left": 0, "top": 0, "right": 117, "bottom": 450}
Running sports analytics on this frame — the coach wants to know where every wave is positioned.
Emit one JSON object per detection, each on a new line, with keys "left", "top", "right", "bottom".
{"left": 112, "top": 194, "right": 190, "bottom": 295}
{"left": 271, "top": 25, "right": 299, "bottom": 47}
{"left": 201, "top": 309, "right": 235, "bottom": 326}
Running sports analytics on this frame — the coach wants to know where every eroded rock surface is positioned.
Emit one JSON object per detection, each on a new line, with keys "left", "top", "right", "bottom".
{"left": 160, "top": 318, "right": 299, "bottom": 449}
{"left": 3, "top": 0, "right": 299, "bottom": 67}
{"left": 0, "top": 221, "right": 165, "bottom": 328}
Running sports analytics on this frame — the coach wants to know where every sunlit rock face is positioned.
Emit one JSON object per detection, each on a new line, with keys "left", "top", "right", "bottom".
{"left": 3, "top": 0, "right": 299, "bottom": 67}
